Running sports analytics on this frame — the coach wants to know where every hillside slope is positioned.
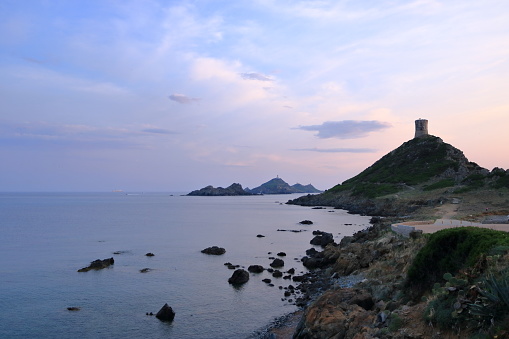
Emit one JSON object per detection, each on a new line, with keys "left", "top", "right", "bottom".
{"left": 289, "top": 135, "right": 509, "bottom": 217}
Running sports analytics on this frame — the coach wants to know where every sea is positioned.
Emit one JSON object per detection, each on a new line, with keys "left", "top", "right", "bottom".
{"left": 0, "top": 192, "right": 372, "bottom": 339}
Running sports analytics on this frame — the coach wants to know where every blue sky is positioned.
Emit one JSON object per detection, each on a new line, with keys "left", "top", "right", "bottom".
{"left": 1, "top": 0, "right": 509, "bottom": 192}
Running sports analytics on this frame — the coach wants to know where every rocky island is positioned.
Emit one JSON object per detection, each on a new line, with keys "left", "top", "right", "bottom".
{"left": 265, "top": 119, "right": 509, "bottom": 338}
{"left": 247, "top": 177, "right": 322, "bottom": 195}
{"left": 187, "top": 183, "right": 253, "bottom": 196}
{"left": 187, "top": 177, "right": 322, "bottom": 196}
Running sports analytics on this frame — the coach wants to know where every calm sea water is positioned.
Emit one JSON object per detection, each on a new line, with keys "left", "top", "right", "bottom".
{"left": 0, "top": 192, "right": 371, "bottom": 339}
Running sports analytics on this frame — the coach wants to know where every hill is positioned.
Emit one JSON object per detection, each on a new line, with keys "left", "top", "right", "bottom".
{"left": 248, "top": 177, "right": 322, "bottom": 195}
{"left": 288, "top": 135, "right": 509, "bottom": 217}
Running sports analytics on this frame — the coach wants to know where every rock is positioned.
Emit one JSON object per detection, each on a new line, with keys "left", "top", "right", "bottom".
{"left": 272, "top": 270, "right": 283, "bottom": 278}
{"left": 277, "top": 252, "right": 287, "bottom": 257}
{"left": 201, "top": 246, "right": 226, "bottom": 255}
{"left": 145, "top": 252, "right": 155, "bottom": 257}
{"left": 77, "top": 257, "right": 114, "bottom": 272}
{"left": 248, "top": 265, "right": 264, "bottom": 273}
{"left": 310, "top": 231, "right": 334, "bottom": 247}
{"left": 270, "top": 258, "right": 285, "bottom": 268}
{"left": 294, "top": 289, "right": 376, "bottom": 339}
{"left": 299, "top": 220, "right": 313, "bottom": 225}
{"left": 256, "top": 234, "right": 265, "bottom": 238}
{"left": 262, "top": 278, "right": 272, "bottom": 284}
{"left": 155, "top": 303, "right": 175, "bottom": 322}
{"left": 67, "top": 307, "right": 80, "bottom": 311}
{"left": 228, "top": 269, "right": 250, "bottom": 285}
{"left": 140, "top": 268, "right": 152, "bottom": 273}
{"left": 287, "top": 268, "right": 295, "bottom": 274}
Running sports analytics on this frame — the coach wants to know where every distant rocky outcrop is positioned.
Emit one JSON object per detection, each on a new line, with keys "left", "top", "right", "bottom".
{"left": 187, "top": 183, "right": 253, "bottom": 196}
{"left": 156, "top": 303, "right": 175, "bottom": 322}
{"left": 77, "top": 257, "right": 114, "bottom": 272}
{"left": 249, "top": 177, "right": 322, "bottom": 195}
{"left": 201, "top": 246, "right": 226, "bottom": 255}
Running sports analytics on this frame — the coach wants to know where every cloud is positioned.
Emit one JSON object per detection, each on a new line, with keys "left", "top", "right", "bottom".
{"left": 142, "top": 128, "right": 177, "bottom": 135}
{"left": 295, "top": 120, "right": 391, "bottom": 139}
{"left": 168, "top": 93, "right": 200, "bottom": 104}
{"left": 0, "top": 121, "right": 174, "bottom": 149}
{"left": 240, "top": 72, "right": 273, "bottom": 81}
{"left": 291, "top": 147, "right": 377, "bottom": 153}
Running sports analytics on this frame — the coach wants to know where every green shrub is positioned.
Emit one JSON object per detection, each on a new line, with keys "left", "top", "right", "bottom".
{"left": 388, "top": 313, "right": 403, "bottom": 332}
{"left": 406, "top": 227, "right": 509, "bottom": 295}
{"left": 423, "top": 179, "right": 455, "bottom": 191}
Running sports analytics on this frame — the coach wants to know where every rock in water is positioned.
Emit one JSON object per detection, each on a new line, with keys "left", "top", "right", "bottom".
{"left": 228, "top": 269, "right": 250, "bottom": 285}
{"left": 77, "top": 257, "right": 114, "bottom": 272}
{"left": 248, "top": 265, "right": 264, "bottom": 273}
{"left": 299, "top": 220, "right": 313, "bottom": 225}
{"left": 310, "top": 231, "right": 334, "bottom": 247}
{"left": 201, "top": 246, "right": 226, "bottom": 255}
{"left": 270, "top": 258, "right": 285, "bottom": 268}
{"left": 155, "top": 303, "right": 175, "bottom": 322}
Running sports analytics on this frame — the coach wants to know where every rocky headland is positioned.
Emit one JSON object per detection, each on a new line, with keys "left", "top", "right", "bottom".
{"left": 264, "top": 130, "right": 509, "bottom": 338}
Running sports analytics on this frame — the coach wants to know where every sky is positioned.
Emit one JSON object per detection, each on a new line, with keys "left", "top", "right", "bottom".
{"left": 1, "top": 0, "right": 509, "bottom": 192}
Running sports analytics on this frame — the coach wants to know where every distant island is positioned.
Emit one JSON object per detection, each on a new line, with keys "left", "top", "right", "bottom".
{"left": 187, "top": 183, "right": 253, "bottom": 196}
{"left": 187, "top": 177, "right": 322, "bottom": 196}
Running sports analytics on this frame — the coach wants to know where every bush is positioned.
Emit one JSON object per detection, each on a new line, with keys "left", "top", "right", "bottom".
{"left": 406, "top": 227, "right": 509, "bottom": 295}
{"left": 423, "top": 179, "right": 456, "bottom": 191}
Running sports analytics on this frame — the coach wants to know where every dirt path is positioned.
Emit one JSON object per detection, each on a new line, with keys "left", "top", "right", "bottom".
{"left": 434, "top": 202, "right": 459, "bottom": 219}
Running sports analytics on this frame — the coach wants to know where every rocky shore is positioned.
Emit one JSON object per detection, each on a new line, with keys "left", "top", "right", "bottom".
{"left": 256, "top": 215, "right": 432, "bottom": 338}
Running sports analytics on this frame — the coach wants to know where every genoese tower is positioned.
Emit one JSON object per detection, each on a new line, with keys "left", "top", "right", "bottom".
{"left": 414, "top": 119, "right": 429, "bottom": 138}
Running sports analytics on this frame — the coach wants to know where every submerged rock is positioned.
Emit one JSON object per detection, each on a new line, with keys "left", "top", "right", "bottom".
{"left": 156, "top": 303, "right": 175, "bottom": 322}
{"left": 77, "top": 257, "right": 114, "bottom": 272}
{"left": 201, "top": 246, "right": 226, "bottom": 255}
{"left": 228, "top": 269, "right": 250, "bottom": 285}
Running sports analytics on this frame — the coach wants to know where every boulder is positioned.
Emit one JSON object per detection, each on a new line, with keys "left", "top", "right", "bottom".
{"left": 77, "top": 257, "right": 114, "bottom": 272}
{"left": 310, "top": 231, "right": 334, "bottom": 247}
{"left": 228, "top": 269, "right": 250, "bottom": 285}
{"left": 201, "top": 246, "right": 226, "bottom": 255}
{"left": 248, "top": 265, "right": 264, "bottom": 273}
{"left": 299, "top": 220, "right": 314, "bottom": 225}
{"left": 272, "top": 270, "right": 283, "bottom": 278}
{"left": 155, "top": 303, "right": 175, "bottom": 322}
{"left": 256, "top": 234, "right": 266, "bottom": 238}
{"left": 270, "top": 258, "right": 285, "bottom": 268}
{"left": 277, "top": 252, "right": 287, "bottom": 257}
{"left": 145, "top": 252, "right": 155, "bottom": 257}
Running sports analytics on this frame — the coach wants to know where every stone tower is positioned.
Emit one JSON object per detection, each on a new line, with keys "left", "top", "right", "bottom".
{"left": 414, "top": 119, "right": 429, "bottom": 138}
